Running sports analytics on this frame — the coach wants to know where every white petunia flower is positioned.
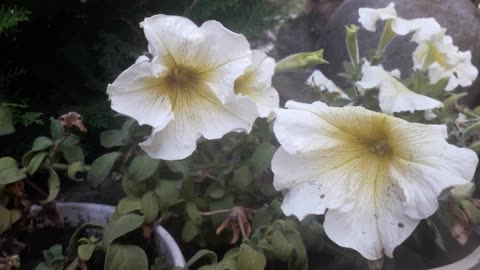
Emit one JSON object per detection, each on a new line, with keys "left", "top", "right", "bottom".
{"left": 306, "top": 70, "right": 350, "bottom": 99}
{"left": 107, "top": 15, "right": 258, "bottom": 160}
{"left": 359, "top": 3, "right": 441, "bottom": 41}
{"left": 234, "top": 50, "right": 279, "bottom": 118}
{"left": 272, "top": 101, "right": 478, "bottom": 260}
{"left": 357, "top": 61, "right": 442, "bottom": 114}
{"left": 413, "top": 30, "right": 478, "bottom": 91}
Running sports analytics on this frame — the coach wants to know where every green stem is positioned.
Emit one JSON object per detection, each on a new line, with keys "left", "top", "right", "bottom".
{"left": 48, "top": 130, "right": 71, "bottom": 159}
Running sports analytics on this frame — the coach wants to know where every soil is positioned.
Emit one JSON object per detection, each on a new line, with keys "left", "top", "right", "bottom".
{"left": 18, "top": 227, "right": 76, "bottom": 270}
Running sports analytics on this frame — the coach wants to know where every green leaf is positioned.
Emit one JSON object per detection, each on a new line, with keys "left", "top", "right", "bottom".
{"left": 22, "top": 150, "right": 37, "bottom": 167}
{"left": 0, "top": 157, "right": 26, "bottom": 185}
{"left": 231, "top": 166, "right": 252, "bottom": 191}
{"left": 209, "top": 195, "right": 234, "bottom": 227}
{"left": 32, "top": 137, "right": 54, "bottom": 151}
{"left": 185, "top": 203, "right": 202, "bottom": 225}
{"left": 270, "top": 230, "right": 293, "bottom": 259}
{"left": 181, "top": 220, "right": 199, "bottom": 242}
{"left": 27, "top": 151, "right": 48, "bottom": 175}
{"left": 101, "top": 130, "right": 127, "bottom": 148}
{"left": 128, "top": 155, "right": 160, "bottom": 182}
{"left": 165, "top": 159, "right": 191, "bottom": 178}
{"left": 50, "top": 117, "right": 63, "bottom": 140}
{"left": 0, "top": 107, "right": 15, "bottom": 135}
{"left": 237, "top": 244, "right": 266, "bottom": 270}
{"left": 443, "top": 93, "right": 467, "bottom": 118}
{"left": 207, "top": 182, "right": 225, "bottom": 199}
{"left": 78, "top": 244, "right": 100, "bottom": 261}
{"left": 121, "top": 119, "right": 138, "bottom": 142}
{"left": 0, "top": 157, "right": 17, "bottom": 171}
{"left": 116, "top": 197, "right": 142, "bottom": 215}
{"left": 62, "top": 145, "right": 85, "bottom": 163}
{"left": 463, "top": 122, "right": 480, "bottom": 139}
{"left": 186, "top": 250, "right": 218, "bottom": 268}
{"left": 122, "top": 175, "right": 147, "bottom": 198}
{"left": 252, "top": 200, "right": 282, "bottom": 231}
{"left": 44, "top": 167, "right": 60, "bottom": 202}
{"left": 67, "top": 224, "right": 103, "bottom": 260}
{"left": 249, "top": 143, "right": 276, "bottom": 173}
{"left": 42, "top": 244, "right": 64, "bottom": 267}
{"left": 103, "top": 213, "right": 144, "bottom": 247}
{"left": 0, "top": 205, "right": 10, "bottom": 234}
{"left": 104, "top": 244, "right": 148, "bottom": 270}
{"left": 469, "top": 141, "right": 480, "bottom": 153}
{"left": 154, "top": 180, "right": 179, "bottom": 209}
{"left": 62, "top": 134, "right": 80, "bottom": 147}
{"left": 87, "top": 152, "right": 121, "bottom": 188}
{"left": 141, "top": 192, "right": 160, "bottom": 224}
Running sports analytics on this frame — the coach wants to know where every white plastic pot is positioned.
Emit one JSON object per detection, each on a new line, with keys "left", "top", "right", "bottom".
{"left": 31, "top": 202, "right": 186, "bottom": 268}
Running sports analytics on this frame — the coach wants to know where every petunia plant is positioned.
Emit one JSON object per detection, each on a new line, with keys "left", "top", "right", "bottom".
{"left": 3, "top": 2, "right": 480, "bottom": 270}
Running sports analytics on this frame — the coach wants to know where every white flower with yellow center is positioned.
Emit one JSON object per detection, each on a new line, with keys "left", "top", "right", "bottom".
{"left": 413, "top": 30, "right": 478, "bottom": 91}
{"left": 272, "top": 101, "right": 478, "bottom": 260}
{"left": 306, "top": 70, "right": 349, "bottom": 99}
{"left": 234, "top": 50, "right": 279, "bottom": 118}
{"left": 357, "top": 61, "right": 442, "bottom": 114}
{"left": 359, "top": 3, "right": 441, "bottom": 41}
{"left": 107, "top": 15, "right": 258, "bottom": 160}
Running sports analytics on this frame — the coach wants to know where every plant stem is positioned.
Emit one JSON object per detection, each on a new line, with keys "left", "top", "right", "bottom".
{"left": 48, "top": 130, "right": 71, "bottom": 159}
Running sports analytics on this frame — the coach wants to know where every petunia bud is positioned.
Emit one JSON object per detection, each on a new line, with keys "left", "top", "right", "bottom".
{"left": 345, "top": 25, "right": 360, "bottom": 67}
{"left": 67, "top": 161, "right": 87, "bottom": 181}
{"left": 275, "top": 49, "right": 328, "bottom": 72}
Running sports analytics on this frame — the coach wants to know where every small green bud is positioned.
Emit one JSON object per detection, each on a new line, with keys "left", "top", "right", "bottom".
{"left": 275, "top": 49, "right": 329, "bottom": 72}
{"left": 345, "top": 25, "right": 360, "bottom": 67}
{"left": 67, "top": 161, "right": 87, "bottom": 181}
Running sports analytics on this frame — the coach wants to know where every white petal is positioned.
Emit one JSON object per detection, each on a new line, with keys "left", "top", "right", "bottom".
{"left": 234, "top": 50, "right": 279, "bottom": 117}
{"left": 107, "top": 61, "right": 173, "bottom": 128}
{"left": 358, "top": 63, "right": 442, "bottom": 114}
{"left": 358, "top": 3, "right": 396, "bottom": 32}
{"left": 386, "top": 121, "right": 478, "bottom": 218}
{"left": 391, "top": 17, "right": 415, "bottom": 36}
{"left": 273, "top": 102, "right": 349, "bottom": 154}
{"left": 409, "top": 18, "right": 442, "bottom": 43}
{"left": 412, "top": 42, "right": 430, "bottom": 70}
{"left": 200, "top": 21, "right": 252, "bottom": 103}
{"left": 424, "top": 109, "right": 437, "bottom": 120}
{"left": 325, "top": 179, "right": 418, "bottom": 259}
{"left": 141, "top": 15, "right": 198, "bottom": 58}
{"left": 378, "top": 79, "right": 442, "bottom": 114}
{"left": 451, "top": 182, "right": 475, "bottom": 200}
{"left": 140, "top": 93, "right": 257, "bottom": 160}
{"left": 141, "top": 15, "right": 252, "bottom": 103}
{"left": 249, "top": 86, "right": 279, "bottom": 118}
{"left": 306, "top": 70, "right": 349, "bottom": 99}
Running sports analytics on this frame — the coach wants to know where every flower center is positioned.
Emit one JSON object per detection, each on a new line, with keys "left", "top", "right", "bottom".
{"left": 368, "top": 139, "right": 391, "bottom": 156}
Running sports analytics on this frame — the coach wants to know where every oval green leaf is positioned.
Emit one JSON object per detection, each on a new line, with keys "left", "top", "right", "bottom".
{"left": 87, "top": 152, "right": 121, "bottom": 188}
{"left": 102, "top": 213, "right": 144, "bottom": 247}
{"left": 104, "top": 244, "right": 148, "bottom": 270}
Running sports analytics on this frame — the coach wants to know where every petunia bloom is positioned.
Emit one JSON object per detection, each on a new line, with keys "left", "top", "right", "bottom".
{"left": 358, "top": 3, "right": 441, "bottom": 42}
{"left": 412, "top": 30, "right": 478, "bottom": 91}
{"left": 272, "top": 101, "right": 478, "bottom": 260}
{"left": 234, "top": 50, "right": 279, "bottom": 118}
{"left": 357, "top": 61, "right": 442, "bottom": 114}
{"left": 306, "top": 70, "right": 349, "bottom": 99}
{"left": 107, "top": 15, "right": 258, "bottom": 160}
